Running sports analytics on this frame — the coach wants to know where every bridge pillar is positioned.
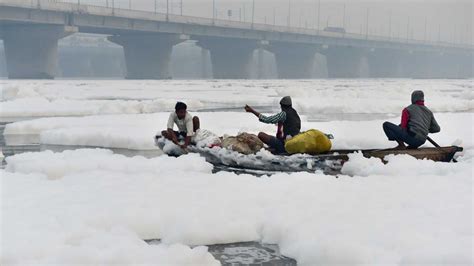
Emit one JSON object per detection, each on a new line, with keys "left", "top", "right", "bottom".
{"left": 200, "top": 48, "right": 211, "bottom": 79}
{"left": 401, "top": 52, "right": 465, "bottom": 79}
{"left": 323, "top": 47, "right": 369, "bottom": 78}
{"left": 401, "top": 52, "right": 437, "bottom": 78}
{"left": 2, "top": 25, "right": 77, "bottom": 79}
{"left": 367, "top": 49, "right": 405, "bottom": 78}
{"left": 108, "top": 34, "right": 183, "bottom": 79}
{"left": 269, "top": 43, "right": 318, "bottom": 79}
{"left": 458, "top": 53, "right": 474, "bottom": 78}
{"left": 256, "top": 48, "right": 265, "bottom": 79}
{"left": 196, "top": 38, "right": 258, "bottom": 79}
{"left": 431, "top": 52, "right": 473, "bottom": 78}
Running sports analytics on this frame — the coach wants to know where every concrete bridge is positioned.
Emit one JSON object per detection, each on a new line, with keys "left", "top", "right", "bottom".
{"left": 0, "top": 0, "right": 472, "bottom": 79}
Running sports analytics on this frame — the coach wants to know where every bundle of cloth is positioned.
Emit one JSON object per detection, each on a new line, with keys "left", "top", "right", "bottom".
{"left": 156, "top": 129, "right": 332, "bottom": 156}
{"left": 284, "top": 129, "right": 332, "bottom": 155}
{"left": 219, "top": 130, "right": 332, "bottom": 155}
{"left": 221, "top": 133, "right": 264, "bottom": 155}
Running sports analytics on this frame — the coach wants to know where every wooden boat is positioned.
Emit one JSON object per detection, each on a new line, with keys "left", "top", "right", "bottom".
{"left": 336, "top": 146, "right": 462, "bottom": 163}
{"left": 155, "top": 138, "right": 463, "bottom": 174}
{"left": 192, "top": 146, "right": 462, "bottom": 174}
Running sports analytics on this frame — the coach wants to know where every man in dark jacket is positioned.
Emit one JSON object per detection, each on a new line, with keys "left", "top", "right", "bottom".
{"left": 383, "top": 90, "right": 440, "bottom": 149}
{"left": 245, "top": 96, "right": 301, "bottom": 154}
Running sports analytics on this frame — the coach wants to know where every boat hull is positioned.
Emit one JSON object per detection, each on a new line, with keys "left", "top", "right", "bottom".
{"left": 191, "top": 146, "right": 463, "bottom": 174}
{"left": 155, "top": 138, "right": 463, "bottom": 174}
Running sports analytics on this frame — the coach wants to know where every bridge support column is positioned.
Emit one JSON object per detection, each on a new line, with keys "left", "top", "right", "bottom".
{"left": 402, "top": 52, "right": 461, "bottom": 79}
{"left": 2, "top": 25, "right": 77, "bottom": 79}
{"left": 108, "top": 34, "right": 183, "bottom": 79}
{"left": 269, "top": 43, "right": 318, "bottom": 79}
{"left": 196, "top": 38, "right": 258, "bottom": 79}
{"left": 200, "top": 48, "right": 211, "bottom": 79}
{"left": 323, "top": 47, "right": 369, "bottom": 78}
{"left": 458, "top": 53, "right": 474, "bottom": 78}
{"left": 402, "top": 52, "right": 437, "bottom": 78}
{"left": 367, "top": 49, "right": 405, "bottom": 78}
{"left": 427, "top": 53, "right": 473, "bottom": 79}
{"left": 256, "top": 48, "right": 265, "bottom": 79}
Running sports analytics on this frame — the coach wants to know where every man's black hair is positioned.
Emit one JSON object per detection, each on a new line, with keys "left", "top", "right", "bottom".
{"left": 175, "top": 102, "right": 187, "bottom": 111}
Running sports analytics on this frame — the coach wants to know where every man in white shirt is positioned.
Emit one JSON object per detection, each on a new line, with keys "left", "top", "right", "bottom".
{"left": 161, "top": 102, "right": 200, "bottom": 150}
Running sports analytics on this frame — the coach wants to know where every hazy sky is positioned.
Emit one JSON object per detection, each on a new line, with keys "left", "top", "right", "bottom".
{"left": 70, "top": 0, "right": 472, "bottom": 44}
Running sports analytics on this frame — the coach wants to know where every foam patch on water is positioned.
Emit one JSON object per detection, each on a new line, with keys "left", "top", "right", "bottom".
{"left": 1, "top": 79, "right": 472, "bottom": 118}
{"left": 2, "top": 148, "right": 473, "bottom": 265}
{"left": 5, "top": 112, "right": 472, "bottom": 151}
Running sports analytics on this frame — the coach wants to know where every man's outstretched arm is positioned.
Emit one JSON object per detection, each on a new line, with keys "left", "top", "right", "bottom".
{"left": 245, "top": 105, "right": 261, "bottom": 118}
{"left": 258, "top": 112, "right": 286, "bottom": 124}
{"left": 245, "top": 104, "right": 286, "bottom": 124}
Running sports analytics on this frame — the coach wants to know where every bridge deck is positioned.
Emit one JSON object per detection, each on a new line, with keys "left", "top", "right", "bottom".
{"left": 0, "top": 0, "right": 472, "bottom": 54}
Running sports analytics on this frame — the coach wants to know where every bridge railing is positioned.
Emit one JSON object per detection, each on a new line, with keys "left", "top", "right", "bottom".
{"left": 1, "top": 0, "right": 472, "bottom": 50}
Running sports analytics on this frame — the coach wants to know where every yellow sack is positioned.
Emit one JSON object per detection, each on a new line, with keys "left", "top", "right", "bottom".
{"left": 284, "top": 129, "right": 332, "bottom": 154}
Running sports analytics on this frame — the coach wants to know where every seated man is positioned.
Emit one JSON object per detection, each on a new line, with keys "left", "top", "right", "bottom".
{"left": 383, "top": 90, "right": 440, "bottom": 149}
{"left": 161, "top": 102, "right": 200, "bottom": 150}
{"left": 245, "top": 96, "right": 301, "bottom": 154}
